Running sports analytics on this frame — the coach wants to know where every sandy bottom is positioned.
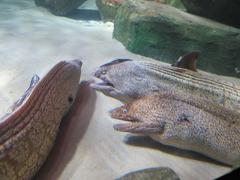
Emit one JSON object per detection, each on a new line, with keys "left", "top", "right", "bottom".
{"left": 0, "top": 0, "right": 234, "bottom": 179}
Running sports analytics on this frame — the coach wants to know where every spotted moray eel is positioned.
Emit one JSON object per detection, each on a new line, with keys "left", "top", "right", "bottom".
{"left": 0, "top": 60, "right": 82, "bottom": 180}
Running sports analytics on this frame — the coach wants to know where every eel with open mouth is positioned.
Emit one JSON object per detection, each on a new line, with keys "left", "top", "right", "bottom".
{"left": 110, "top": 91, "right": 240, "bottom": 166}
{"left": 90, "top": 52, "right": 240, "bottom": 112}
{"left": 0, "top": 60, "right": 82, "bottom": 180}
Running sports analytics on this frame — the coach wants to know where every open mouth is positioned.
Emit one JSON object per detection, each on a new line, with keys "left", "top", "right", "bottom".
{"left": 112, "top": 115, "right": 142, "bottom": 133}
{"left": 113, "top": 120, "right": 164, "bottom": 134}
{"left": 96, "top": 78, "right": 114, "bottom": 87}
{"left": 90, "top": 76, "right": 114, "bottom": 90}
{"left": 110, "top": 108, "right": 164, "bottom": 134}
{"left": 113, "top": 122, "right": 142, "bottom": 132}
{"left": 110, "top": 108, "right": 142, "bottom": 133}
{"left": 91, "top": 71, "right": 115, "bottom": 89}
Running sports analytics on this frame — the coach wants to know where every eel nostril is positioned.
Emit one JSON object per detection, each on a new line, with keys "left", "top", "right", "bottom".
{"left": 94, "top": 70, "right": 101, "bottom": 78}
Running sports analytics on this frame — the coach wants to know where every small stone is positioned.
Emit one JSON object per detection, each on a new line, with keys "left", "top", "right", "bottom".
{"left": 116, "top": 167, "right": 180, "bottom": 180}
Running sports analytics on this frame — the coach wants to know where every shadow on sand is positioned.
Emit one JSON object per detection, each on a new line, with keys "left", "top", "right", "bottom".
{"left": 123, "top": 135, "right": 229, "bottom": 167}
{"left": 34, "top": 81, "right": 97, "bottom": 180}
{"left": 66, "top": 9, "right": 102, "bottom": 21}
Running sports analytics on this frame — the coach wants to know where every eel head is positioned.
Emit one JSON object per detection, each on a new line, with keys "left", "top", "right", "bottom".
{"left": 110, "top": 93, "right": 165, "bottom": 134}
{"left": 90, "top": 59, "right": 150, "bottom": 102}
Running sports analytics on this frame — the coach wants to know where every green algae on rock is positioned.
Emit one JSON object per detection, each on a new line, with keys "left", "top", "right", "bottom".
{"left": 96, "top": 0, "right": 185, "bottom": 22}
{"left": 113, "top": 0, "right": 240, "bottom": 77}
{"left": 34, "top": 0, "right": 87, "bottom": 15}
{"left": 116, "top": 167, "right": 180, "bottom": 180}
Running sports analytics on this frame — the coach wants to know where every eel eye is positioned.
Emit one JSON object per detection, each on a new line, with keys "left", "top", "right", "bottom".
{"left": 122, "top": 108, "right": 128, "bottom": 113}
{"left": 68, "top": 95, "right": 73, "bottom": 103}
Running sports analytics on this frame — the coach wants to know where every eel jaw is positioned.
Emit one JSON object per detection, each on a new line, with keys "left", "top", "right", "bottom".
{"left": 110, "top": 108, "right": 165, "bottom": 134}
{"left": 113, "top": 122, "right": 146, "bottom": 133}
{"left": 110, "top": 107, "right": 142, "bottom": 133}
{"left": 90, "top": 77, "right": 114, "bottom": 89}
{"left": 89, "top": 77, "right": 117, "bottom": 96}
{"left": 90, "top": 68, "right": 115, "bottom": 90}
{"left": 90, "top": 69, "right": 129, "bottom": 101}
{"left": 113, "top": 121, "right": 165, "bottom": 134}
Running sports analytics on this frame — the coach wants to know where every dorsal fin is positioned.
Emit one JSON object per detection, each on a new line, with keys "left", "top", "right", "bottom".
{"left": 100, "top": 59, "right": 133, "bottom": 67}
{"left": 172, "top": 51, "right": 199, "bottom": 72}
{"left": 11, "top": 74, "right": 40, "bottom": 111}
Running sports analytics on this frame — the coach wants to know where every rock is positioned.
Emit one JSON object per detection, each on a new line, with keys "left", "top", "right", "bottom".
{"left": 116, "top": 167, "right": 180, "bottom": 180}
{"left": 181, "top": 0, "right": 240, "bottom": 28}
{"left": 113, "top": 0, "right": 240, "bottom": 77}
{"left": 34, "top": 0, "right": 87, "bottom": 16}
{"left": 96, "top": 0, "right": 185, "bottom": 22}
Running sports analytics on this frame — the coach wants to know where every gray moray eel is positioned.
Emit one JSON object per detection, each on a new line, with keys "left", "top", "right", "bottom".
{"left": 91, "top": 53, "right": 240, "bottom": 165}
{"left": 110, "top": 91, "right": 240, "bottom": 165}
{"left": 90, "top": 53, "right": 240, "bottom": 112}
{"left": 0, "top": 60, "right": 82, "bottom": 180}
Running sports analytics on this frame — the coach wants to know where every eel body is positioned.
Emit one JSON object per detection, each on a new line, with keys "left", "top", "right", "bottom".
{"left": 0, "top": 60, "right": 82, "bottom": 180}
{"left": 91, "top": 58, "right": 240, "bottom": 112}
{"left": 110, "top": 91, "right": 240, "bottom": 165}
{"left": 91, "top": 55, "right": 240, "bottom": 166}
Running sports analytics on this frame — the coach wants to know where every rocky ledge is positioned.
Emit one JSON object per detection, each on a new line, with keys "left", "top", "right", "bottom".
{"left": 34, "top": 0, "right": 87, "bottom": 16}
{"left": 113, "top": 0, "right": 240, "bottom": 77}
{"left": 96, "top": 0, "right": 185, "bottom": 22}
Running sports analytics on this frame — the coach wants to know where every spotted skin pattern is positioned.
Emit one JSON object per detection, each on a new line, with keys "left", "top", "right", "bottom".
{"left": 0, "top": 60, "right": 82, "bottom": 180}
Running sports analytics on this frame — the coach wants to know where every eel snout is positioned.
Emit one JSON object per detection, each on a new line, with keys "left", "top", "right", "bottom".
{"left": 110, "top": 106, "right": 165, "bottom": 134}
{"left": 110, "top": 106, "right": 150, "bottom": 134}
{"left": 90, "top": 67, "right": 115, "bottom": 90}
{"left": 69, "top": 59, "right": 82, "bottom": 70}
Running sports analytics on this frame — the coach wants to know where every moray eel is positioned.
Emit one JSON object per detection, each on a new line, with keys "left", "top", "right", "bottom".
{"left": 91, "top": 53, "right": 240, "bottom": 166}
{"left": 91, "top": 52, "right": 240, "bottom": 112}
{"left": 0, "top": 60, "right": 82, "bottom": 180}
{"left": 110, "top": 91, "right": 240, "bottom": 166}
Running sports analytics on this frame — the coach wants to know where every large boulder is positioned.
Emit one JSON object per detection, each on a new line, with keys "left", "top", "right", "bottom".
{"left": 34, "top": 0, "right": 87, "bottom": 16}
{"left": 181, "top": 0, "right": 240, "bottom": 28}
{"left": 96, "top": 0, "right": 185, "bottom": 22}
{"left": 113, "top": 0, "right": 240, "bottom": 77}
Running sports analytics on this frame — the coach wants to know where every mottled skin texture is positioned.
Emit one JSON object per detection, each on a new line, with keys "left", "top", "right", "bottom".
{"left": 110, "top": 91, "right": 240, "bottom": 165}
{"left": 91, "top": 59, "right": 240, "bottom": 112}
{"left": 0, "top": 60, "right": 82, "bottom": 180}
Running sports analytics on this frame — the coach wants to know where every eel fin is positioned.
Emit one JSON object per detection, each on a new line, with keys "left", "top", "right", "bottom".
{"left": 11, "top": 74, "right": 40, "bottom": 111}
{"left": 172, "top": 51, "right": 199, "bottom": 72}
{"left": 100, "top": 59, "right": 132, "bottom": 67}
